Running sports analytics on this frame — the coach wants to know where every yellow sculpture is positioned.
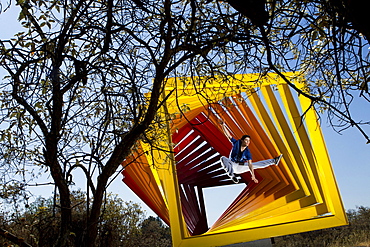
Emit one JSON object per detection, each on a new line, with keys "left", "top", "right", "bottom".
{"left": 121, "top": 73, "right": 348, "bottom": 246}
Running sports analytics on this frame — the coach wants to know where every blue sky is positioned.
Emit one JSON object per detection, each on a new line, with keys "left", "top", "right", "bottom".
{"left": 1, "top": 4, "right": 369, "bottom": 226}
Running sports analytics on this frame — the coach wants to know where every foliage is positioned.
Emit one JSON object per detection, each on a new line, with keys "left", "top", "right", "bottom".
{"left": 138, "top": 216, "right": 172, "bottom": 247}
{"left": 273, "top": 206, "right": 370, "bottom": 247}
{"left": 0, "top": 191, "right": 171, "bottom": 247}
{"left": 223, "top": 0, "right": 370, "bottom": 142}
{"left": 266, "top": 1, "right": 370, "bottom": 141}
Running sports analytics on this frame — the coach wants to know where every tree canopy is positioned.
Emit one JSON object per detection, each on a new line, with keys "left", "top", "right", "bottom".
{"left": 0, "top": 0, "right": 369, "bottom": 246}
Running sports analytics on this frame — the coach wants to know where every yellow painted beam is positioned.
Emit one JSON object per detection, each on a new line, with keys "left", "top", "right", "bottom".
{"left": 122, "top": 72, "right": 347, "bottom": 247}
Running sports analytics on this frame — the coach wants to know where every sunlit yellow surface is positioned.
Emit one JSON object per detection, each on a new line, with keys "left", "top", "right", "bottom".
{"left": 121, "top": 73, "right": 347, "bottom": 247}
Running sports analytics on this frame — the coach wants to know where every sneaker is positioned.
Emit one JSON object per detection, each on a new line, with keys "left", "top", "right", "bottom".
{"left": 274, "top": 154, "right": 283, "bottom": 165}
{"left": 231, "top": 176, "right": 239, "bottom": 183}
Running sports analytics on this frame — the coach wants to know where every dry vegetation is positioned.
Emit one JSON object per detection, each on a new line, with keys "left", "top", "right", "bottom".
{"left": 273, "top": 206, "right": 370, "bottom": 247}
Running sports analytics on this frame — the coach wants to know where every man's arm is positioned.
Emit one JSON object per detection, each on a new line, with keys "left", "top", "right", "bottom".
{"left": 248, "top": 160, "right": 259, "bottom": 183}
{"left": 220, "top": 121, "right": 233, "bottom": 141}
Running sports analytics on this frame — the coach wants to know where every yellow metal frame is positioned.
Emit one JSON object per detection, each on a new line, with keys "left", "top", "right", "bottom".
{"left": 121, "top": 73, "right": 347, "bottom": 247}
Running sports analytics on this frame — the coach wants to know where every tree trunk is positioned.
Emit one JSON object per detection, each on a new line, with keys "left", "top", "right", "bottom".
{"left": 83, "top": 124, "right": 146, "bottom": 246}
{"left": 46, "top": 141, "right": 72, "bottom": 247}
{"left": 48, "top": 64, "right": 73, "bottom": 247}
{"left": 82, "top": 71, "right": 166, "bottom": 246}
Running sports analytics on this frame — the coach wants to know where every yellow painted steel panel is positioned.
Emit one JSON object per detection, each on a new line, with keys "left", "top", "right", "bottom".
{"left": 121, "top": 72, "right": 347, "bottom": 247}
